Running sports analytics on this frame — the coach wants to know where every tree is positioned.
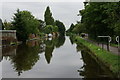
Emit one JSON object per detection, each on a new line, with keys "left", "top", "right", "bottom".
{"left": 38, "top": 19, "right": 45, "bottom": 32}
{"left": 0, "top": 19, "right": 2, "bottom": 30}
{"left": 66, "top": 23, "right": 75, "bottom": 33}
{"left": 72, "top": 23, "right": 85, "bottom": 35}
{"left": 3, "top": 20, "right": 13, "bottom": 30}
{"left": 44, "top": 6, "right": 54, "bottom": 25}
{"left": 78, "top": 2, "right": 120, "bottom": 40}
{"left": 55, "top": 20, "right": 66, "bottom": 35}
{"left": 12, "top": 9, "right": 40, "bottom": 41}
{"left": 43, "top": 25, "right": 58, "bottom": 34}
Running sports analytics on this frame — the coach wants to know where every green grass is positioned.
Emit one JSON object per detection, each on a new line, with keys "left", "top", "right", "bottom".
{"left": 110, "top": 43, "right": 119, "bottom": 47}
{"left": 75, "top": 36, "right": 120, "bottom": 75}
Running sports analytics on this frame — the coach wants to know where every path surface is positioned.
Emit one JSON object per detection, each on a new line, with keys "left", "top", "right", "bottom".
{"left": 84, "top": 38, "right": 120, "bottom": 56}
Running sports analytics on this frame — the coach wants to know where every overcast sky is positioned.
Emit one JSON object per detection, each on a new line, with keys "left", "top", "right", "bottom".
{"left": 2, "top": 2, "right": 84, "bottom": 29}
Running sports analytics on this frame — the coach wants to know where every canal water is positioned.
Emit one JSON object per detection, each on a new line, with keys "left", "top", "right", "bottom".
{"left": 2, "top": 36, "right": 114, "bottom": 78}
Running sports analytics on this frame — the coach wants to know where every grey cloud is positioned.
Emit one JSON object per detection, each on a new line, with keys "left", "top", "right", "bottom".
{"left": 2, "top": 2, "right": 84, "bottom": 29}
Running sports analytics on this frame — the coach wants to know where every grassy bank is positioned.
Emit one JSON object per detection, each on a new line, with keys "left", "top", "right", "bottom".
{"left": 74, "top": 36, "right": 120, "bottom": 76}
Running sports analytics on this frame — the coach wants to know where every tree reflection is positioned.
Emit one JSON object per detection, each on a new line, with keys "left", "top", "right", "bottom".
{"left": 2, "top": 36, "right": 66, "bottom": 76}
{"left": 44, "top": 36, "right": 65, "bottom": 64}
{"left": 55, "top": 36, "right": 65, "bottom": 48}
{"left": 9, "top": 41, "right": 40, "bottom": 76}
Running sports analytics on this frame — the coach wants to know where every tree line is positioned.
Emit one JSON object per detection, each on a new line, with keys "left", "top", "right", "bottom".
{"left": 67, "top": 2, "right": 120, "bottom": 42}
{"left": 1, "top": 6, "right": 66, "bottom": 42}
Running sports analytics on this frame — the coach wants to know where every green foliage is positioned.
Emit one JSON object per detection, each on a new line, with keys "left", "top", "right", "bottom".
{"left": 55, "top": 20, "right": 66, "bottom": 35}
{"left": 72, "top": 23, "right": 85, "bottom": 34}
{"left": 66, "top": 23, "right": 75, "bottom": 33}
{"left": 38, "top": 19, "right": 45, "bottom": 32}
{"left": 43, "top": 25, "right": 58, "bottom": 34}
{"left": 72, "top": 2, "right": 120, "bottom": 41}
{"left": 3, "top": 20, "right": 13, "bottom": 30}
{"left": 75, "top": 36, "right": 120, "bottom": 75}
{"left": 12, "top": 9, "right": 40, "bottom": 41}
{"left": 0, "top": 19, "right": 2, "bottom": 30}
{"left": 80, "top": 3, "right": 112, "bottom": 39}
{"left": 44, "top": 6, "right": 54, "bottom": 25}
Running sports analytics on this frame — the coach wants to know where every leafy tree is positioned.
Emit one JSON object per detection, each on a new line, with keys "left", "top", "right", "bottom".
{"left": 3, "top": 20, "right": 13, "bottom": 30}
{"left": 38, "top": 19, "right": 45, "bottom": 32}
{"left": 44, "top": 6, "right": 54, "bottom": 25}
{"left": 72, "top": 23, "right": 85, "bottom": 35}
{"left": 66, "top": 23, "right": 75, "bottom": 33}
{"left": 12, "top": 9, "right": 40, "bottom": 41}
{"left": 52, "top": 26, "right": 58, "bottom": 33}
{"left": 55, "top": 20, "right": 66, "bottom": 35}
{"left": 43, "top": 25, "right": 53, "bottom": 34}
{"left": 77, "top": 2, "right": 120, "bottom": 41}
{"left": 43, "top": 25, "right": 58, "bottom": 34}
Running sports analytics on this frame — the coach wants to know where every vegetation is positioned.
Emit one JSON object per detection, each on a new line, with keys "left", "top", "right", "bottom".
{"left": 44, "top": 6, "right": 66, "bottom": 36}
{"left": 38, "top": 19, "right": 45, "bottom": 33}
{"left": 0, "top": 19, "right": 2, "bottom": 30}
{"left": 44, "top": 6, "right": 54, "bottom": 25}
{"left": 75, "top": 36, "right": 120, "bottom": 76}
{"left": 66, "top": 23, "right": 75, "bottom": 33}
{"left": 0, "top": 19, "right": 4, "bottom": 30}
{"left": 3, "top": 20, "right": 13, "bottom": 30}
{"left": 55, "top": 20, "right": 66, "bottom": 36}
{"left": 2, "top": 6, "right": 66, "bottom": 42}
{"left": 43, "top": 25, "right": 58, "bottom": 34}
{"left": 11, "top": 9, "right": 40, "bottom": 41}
{"left": 67, "top": 2, "right": 120, "bottom": 43}
{"left": 66, "top": 2, "right": 120, "bottom": 77}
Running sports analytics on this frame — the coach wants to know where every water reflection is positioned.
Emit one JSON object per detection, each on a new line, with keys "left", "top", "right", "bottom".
{"left": 44, "top": 36, "right": 65, "bottom": 64}
{"left": 2, "top": 35, "right": 116, "bottom": 78}
{"left": 2, "top": 36, "right": 65, "bottom": 76}
{"left": 9, "top": 43, "right": 40, "bottom": 76}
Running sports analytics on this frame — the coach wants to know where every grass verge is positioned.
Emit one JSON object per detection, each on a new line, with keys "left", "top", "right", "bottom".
{"left": 75, "top": 36, "right": 120, "bottom": 76}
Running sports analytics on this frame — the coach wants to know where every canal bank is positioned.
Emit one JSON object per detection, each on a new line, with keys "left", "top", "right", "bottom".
{"left": 74, "top": 35, "right": 120, "bottom": 78}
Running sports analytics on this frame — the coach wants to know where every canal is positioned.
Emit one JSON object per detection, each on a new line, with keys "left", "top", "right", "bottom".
{"left": 2, "top": 36, "right": 114, "bottom": 78}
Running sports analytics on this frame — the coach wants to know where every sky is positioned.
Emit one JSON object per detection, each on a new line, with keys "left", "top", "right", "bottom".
{"left": 2, "top": 2, "right": 84, "bottom": 29}
{"left": 1, "top": 0, "right": 85, "bottom": 2}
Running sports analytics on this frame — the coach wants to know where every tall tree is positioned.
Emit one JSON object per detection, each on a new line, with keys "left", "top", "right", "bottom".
{"left": 44, "top": 6, "right": 54, "bottom": 25}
